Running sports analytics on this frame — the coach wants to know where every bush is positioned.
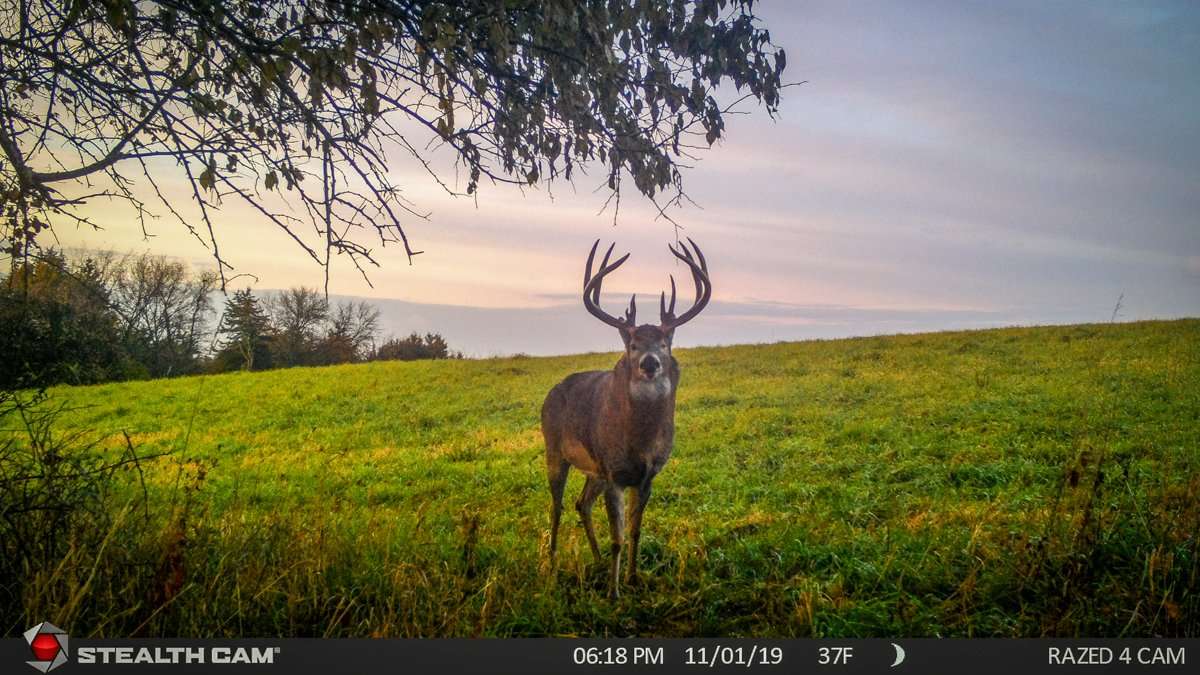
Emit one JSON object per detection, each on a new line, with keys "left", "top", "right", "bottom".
{"left": 374, "top": 332, "right": 458, "bottom": 361}
{"left": 0, "top": 257, "right": 132, "bottom": 388}
{"left": 0, "top": 390, "right": 169, "bottom": 630}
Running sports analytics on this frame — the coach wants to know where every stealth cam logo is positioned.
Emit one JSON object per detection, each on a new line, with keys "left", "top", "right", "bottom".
{"left": 24, "top": 622, "right": 69, "bottom": 672}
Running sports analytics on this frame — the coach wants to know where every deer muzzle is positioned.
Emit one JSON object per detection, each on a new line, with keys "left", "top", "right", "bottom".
{"left": 639, "top": 354, "right": 662, "bottom": 378}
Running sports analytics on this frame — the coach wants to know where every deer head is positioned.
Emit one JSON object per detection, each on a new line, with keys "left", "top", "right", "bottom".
{"left": 582, "top": 238, "right": 712, "bottom": 385}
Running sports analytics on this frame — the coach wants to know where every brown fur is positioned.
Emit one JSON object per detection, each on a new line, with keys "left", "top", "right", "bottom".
{"left": 541, "top": 325, "right": 679, "bottom": 597}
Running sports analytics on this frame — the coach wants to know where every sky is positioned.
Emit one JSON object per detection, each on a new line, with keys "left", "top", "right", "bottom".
{"left": 59, "top": 1, "right": 1200, "bottom": 356}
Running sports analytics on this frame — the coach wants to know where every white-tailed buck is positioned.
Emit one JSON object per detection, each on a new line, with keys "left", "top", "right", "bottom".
{"left": 541, "top": 238, "right": 711, "bottom": 597}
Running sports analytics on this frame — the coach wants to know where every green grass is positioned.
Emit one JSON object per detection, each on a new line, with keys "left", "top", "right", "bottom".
{"left": 5, "top": 319, "right": 1199, "bottom": 637}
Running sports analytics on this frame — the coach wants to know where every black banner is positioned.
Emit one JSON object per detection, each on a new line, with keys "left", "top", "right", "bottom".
{"left": 3, "top": 638, "right": 1195, "bottom": 674}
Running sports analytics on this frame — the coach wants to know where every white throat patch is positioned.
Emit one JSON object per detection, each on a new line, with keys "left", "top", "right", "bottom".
{"left": 629, "top": 376, "right": 672, "bottom": 401}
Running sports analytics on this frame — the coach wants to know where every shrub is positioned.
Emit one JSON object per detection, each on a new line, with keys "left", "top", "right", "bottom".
{"left": 0, "top": 391, "right": 168, "bottom": 629}
{"left": 374, "top": 332, "right": 459, "bottom": 361}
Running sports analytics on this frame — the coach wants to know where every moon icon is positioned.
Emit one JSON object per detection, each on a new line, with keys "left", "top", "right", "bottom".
{"left": 890, "top": 643, "right": 906, "bottom": 668}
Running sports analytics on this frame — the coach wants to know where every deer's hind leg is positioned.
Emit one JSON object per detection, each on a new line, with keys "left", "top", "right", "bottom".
{"left": 575, "top": 476, "right": 606, "bottom": 561}
{"left": 545, "top": 439, "right": 570, "bottom": 564}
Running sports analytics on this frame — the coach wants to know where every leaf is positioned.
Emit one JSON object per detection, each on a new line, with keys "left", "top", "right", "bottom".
{"left": 198, "top": 160, "right": 216, "bottom": 191}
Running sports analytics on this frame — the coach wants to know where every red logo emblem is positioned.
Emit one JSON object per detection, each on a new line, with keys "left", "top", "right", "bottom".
{"left": 24, "top": 622, "right": 68, "bottom": 672}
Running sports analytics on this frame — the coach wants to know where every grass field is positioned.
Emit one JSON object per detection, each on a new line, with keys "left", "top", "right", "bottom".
{"left": 5, "top": 319, "right": 1199, "bottom": 637}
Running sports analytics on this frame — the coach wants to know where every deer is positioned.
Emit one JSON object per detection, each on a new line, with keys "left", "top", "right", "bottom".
{"left": 541, "top": 238, "right": 711, "bottom": 597}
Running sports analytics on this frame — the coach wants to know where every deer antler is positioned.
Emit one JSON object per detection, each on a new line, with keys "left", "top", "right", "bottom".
{"left": 661, "top": 238, "right": 711, "bottom": 329}
{"left": 583, "top": 240, "right": 636, "bottom": 330}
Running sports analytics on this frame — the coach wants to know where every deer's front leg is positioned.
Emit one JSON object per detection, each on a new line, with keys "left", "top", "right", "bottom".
{"left": 626, "top": 479, "right": 652, "bottom": 583}
{"left": 576, "top": 476, "right": 606, "bottom": 561}
{"left": 603, "top": 484, "right": 625, "bottom": 598}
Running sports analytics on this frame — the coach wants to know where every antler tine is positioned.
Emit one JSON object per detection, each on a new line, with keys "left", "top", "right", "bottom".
{"left": 663, "top": 239, "right": 712, "bottom": 329}
{"left": 660, "top": 274, "right": 677, "bottom": 322}
{"left": 584, "top": 239, "right": 600, "bottom": 287}
{"left": 687, "top": 237, "right": 709, "bottom": 272}
{"left": 582, "top": 240, "right": 633, "bottom": 331}
{"left": 667, "top": 242, "right": 704, "bottom": 305}
{"left": 625, "top": 294, "right": 637, "bottom": 325}
{"left": 590, "top": 242, "right": 616, "bottom": 306}
{"left": 668, "top": 274, "right": 677, "bottom": 315}
{"left": 585, "top": 241, "right": 613, "bottom": 290}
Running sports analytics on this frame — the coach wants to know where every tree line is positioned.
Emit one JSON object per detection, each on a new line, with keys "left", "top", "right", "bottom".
{"left": 1, "top": 251, "right": 458, "bottom": 389}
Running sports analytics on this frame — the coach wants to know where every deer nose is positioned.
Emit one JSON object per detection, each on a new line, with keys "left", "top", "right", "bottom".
{"left": 640, "top": 355, "right": 660, "bottom": 375}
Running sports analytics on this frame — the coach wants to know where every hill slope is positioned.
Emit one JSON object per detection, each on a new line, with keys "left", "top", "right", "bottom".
{"left": 11, "top": 319, "right": 1200, "bottom": 636}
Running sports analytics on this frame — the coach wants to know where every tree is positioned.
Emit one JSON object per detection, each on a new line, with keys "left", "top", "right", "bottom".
{"left": 1, "top": 249, "right": 223, "bottom": 386}
{"left": 111, "top": 253, "right": 218, "bottom": 378}
{"left": 1, "top": 1, "right": 786, "bottom": 283}
{"left": 0, "top": 251, "right": 129, "bottom": 387}
{"left": 268, "top": 286, "right": 328, "bottom": 367}
{"left": 214, "top": 289, "right": 273, "bottom": 371}
{"left": 319, "top": 300, "right": 380, "bottom": 364}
